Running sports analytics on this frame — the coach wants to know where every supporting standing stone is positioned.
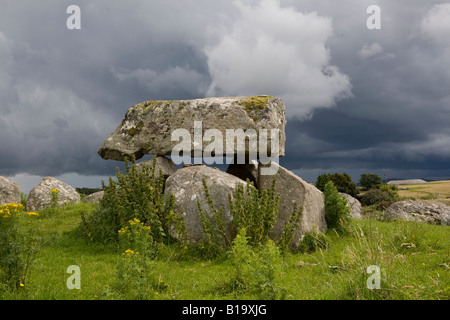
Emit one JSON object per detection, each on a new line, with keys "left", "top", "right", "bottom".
{"left": 164, "top": 165, "right": 250, "bottom": 243}
{"left": 257, "top": 162, "right": 327, "bottom": 248}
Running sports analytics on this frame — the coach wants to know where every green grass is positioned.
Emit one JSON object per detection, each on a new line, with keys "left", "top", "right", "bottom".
{"left": 2, "top": 202, "right": 449, "bottom": 300}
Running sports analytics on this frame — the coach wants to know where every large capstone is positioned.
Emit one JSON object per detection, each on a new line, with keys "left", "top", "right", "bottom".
{"left": 98, "top": 96, "right": 286, "bottom": 162}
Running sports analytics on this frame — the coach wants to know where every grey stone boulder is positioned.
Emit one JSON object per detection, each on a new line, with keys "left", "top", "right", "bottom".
{"left": 98, "top": 96, "right": 286, "bottom": 161}
{"left": 0, "top": 176, "right": 22, "bottom": 206}
{"left": 257, "top": 162, "right": 327, "bottom": 249}
{"left": 384, "top": 200, "right": 450, "bottom": 225}
{"left": 136, "top": 156, "right": 177, "bottom": 180}
{"left": 226, "top": 161, "right": 327, "bottom": 248}
{"left": 82, "top": 191, "right": 104, "bottom": 204}
{"left": 164, "top": 165, "right": 249, "bottom": 243}
{"left": 26, "top": 177, "right": 81, "bottom": 211}
{"left": 339, "top": 193, "right": 362, "bottom": 219}
{"left": 227, "top": 161, "right": 327, "bottom": 248}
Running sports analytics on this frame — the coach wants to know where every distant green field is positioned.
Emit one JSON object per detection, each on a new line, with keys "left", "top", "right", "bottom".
{"left": 398, "top": 180, "right": 450, "bottom": 205}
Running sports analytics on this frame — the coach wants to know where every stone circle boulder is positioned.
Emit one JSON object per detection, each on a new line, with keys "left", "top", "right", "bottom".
{"left": 339, "top": 193, "right": 362, "bottom": 219}
{"left": 164, "top": 165, "right": 249, "bottom": 243}
{"left": 384, "top": 200, "right": 450, "bottom": 225}
{"left": 98, "top": 96, "right": 286, "bottom": 161}
{"left": 82, "top": 191, "right": 104, "bottom": 204}
{"left": 0, "top": 176, "right": 22, "bottom": 205}
{"left": 26, "top": 177, "right": 81, "bottom": 211}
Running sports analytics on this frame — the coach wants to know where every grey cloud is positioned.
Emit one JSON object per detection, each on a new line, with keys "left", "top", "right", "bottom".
{"left": 204, "top": 0, "right": 353, "bottom": 119}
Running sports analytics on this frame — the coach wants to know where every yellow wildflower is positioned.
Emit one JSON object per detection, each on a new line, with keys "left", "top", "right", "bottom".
{"left": 26, "top": 212, "right": 39, "bottom": 216}
{"left": 123, "top": 249, "right": 135, "bottom": 256}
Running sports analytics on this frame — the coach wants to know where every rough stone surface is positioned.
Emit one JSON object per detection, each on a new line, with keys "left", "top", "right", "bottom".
{"left": 339, "top": 193, "right": 362, "bottom": 219}
{"left": 98, "top": 96, "right": 286, "bottom": 161}
{"left": 258, "top": 162, "right": 327, "bottom": 248}
{"left": 164, "top": 165, "right": 249, "bottom": 243}
{"left": 82, "top": 191, "right": 104, "bottom": 204}
{"left": 137, "top": 156, "right": 177, "bottom": 180}
{"left": 384, "top": 200, "right": 450, "bottom": 225}
{"left": 0, "top": 176, "right": 21, "bottom": 205}
{"left": 26, "top": 177, "right": 81, "bottom": 211}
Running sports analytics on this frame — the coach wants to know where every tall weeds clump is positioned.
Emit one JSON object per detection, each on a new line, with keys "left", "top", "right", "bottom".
{"left": 83, "top": 157, "right": 185, "bottom": 245}
{"left": 229, "top": 179, "right": 280, "bottom": 246}
{"left": 229, "top": 228, "right": 286, "bottom": 299}
{"left": 112, "top": 218, "right": 158, "bottom": 299}
{"left": 0, "top": 203, "right": 39, "bottom": 292}
{"left": 324, "top": 181, "right": 351, "bottom": 235}
{"left": 196, "top": 179, "right": 229, "bottom": 258}
{"left": 197, "top": 177, "right": 302, "bottom": 257}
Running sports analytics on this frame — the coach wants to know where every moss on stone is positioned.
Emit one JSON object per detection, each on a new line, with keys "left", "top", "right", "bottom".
{"left": 127, "top": 122, "right": 144, "bottom": 136}
{"left": 178, "top": 101, "right": 188, "bottom": 111}
{"left": 131, "top": 100, "right": 167, "bottom": 111}
{"left": 239, "top": 96, "right": 273, "bottom": 122}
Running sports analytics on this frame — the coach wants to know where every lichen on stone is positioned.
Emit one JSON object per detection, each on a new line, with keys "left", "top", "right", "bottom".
{"left": 238, "top": 95, "right": 273, "bottom": 122}
{"left": 127, "top": 121, "right": 144, "bottom": 136}
{"left": 131, "top": 100, "right": 167, "bottom": 112}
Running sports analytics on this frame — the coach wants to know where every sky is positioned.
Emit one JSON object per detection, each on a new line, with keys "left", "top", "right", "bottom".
{"left": 1, "top": 0, "right": 450, "bottom": 193}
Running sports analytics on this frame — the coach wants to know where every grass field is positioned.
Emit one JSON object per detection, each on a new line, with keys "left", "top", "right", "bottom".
{"left": 1, "top": 201, "right": 449, "bottom": 300}
{"left": 397, "top": 180, "right": 450, "bottom": 205}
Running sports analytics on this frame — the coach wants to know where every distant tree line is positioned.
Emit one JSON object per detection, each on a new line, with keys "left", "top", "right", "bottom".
{"left": 315, "top": 172, "right": 398, "bottom": 210}
{"left": 315, "top": 173, "right": 358, "bottom": 197}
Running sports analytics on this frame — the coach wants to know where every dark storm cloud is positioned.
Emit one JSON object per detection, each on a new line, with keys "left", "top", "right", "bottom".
{"left": 0, "top": 0, "right": 214, "bottom": 177}
{"left": 1, "top": 0, "right": 449, "bottom": 186}
{"left": 277, "top": 0, "right": 450, "bottom": 181}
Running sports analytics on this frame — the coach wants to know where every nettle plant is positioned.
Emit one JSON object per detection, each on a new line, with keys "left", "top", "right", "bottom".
{"left": 197, "top": 177, "right": 302, "bottom": 257}
{"left": 84, "top": 157, "right": 186, "bottom": 245}
{"left": 230, "top": 228, "right": 286, "bottom": 299}
{"left": 113, "top": 218, "right": 159, "bottom": 299}
{"left": 324, "top": 181, "right": 352, "bottom": 235}
{"left": 0, "top": 203, "right": 40, "bottom": 292}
